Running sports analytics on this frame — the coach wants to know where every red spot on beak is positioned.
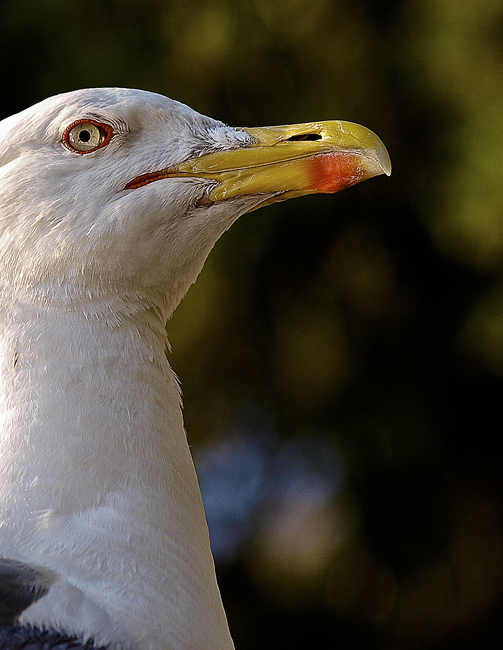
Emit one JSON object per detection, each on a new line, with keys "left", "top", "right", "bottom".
{"left": 309, "top": 153, "right": 364, "bottom": 193}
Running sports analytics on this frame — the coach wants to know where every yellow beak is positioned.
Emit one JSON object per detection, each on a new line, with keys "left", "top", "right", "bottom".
{"left": 125, "top": 121, "right": 391, "bottom": 205}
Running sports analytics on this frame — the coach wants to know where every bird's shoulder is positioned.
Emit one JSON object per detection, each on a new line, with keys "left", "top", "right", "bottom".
{"left": 0, "top": 625, "right": 109, "bottom": 650}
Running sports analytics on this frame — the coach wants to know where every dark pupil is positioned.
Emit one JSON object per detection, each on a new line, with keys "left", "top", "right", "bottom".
{"left": 79, "top": 129, "right": 92, "bottom": 142}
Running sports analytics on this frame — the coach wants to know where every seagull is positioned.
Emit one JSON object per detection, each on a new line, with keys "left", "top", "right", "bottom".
{"left": 0, "top": 88, "right": 390, "bottom": 650}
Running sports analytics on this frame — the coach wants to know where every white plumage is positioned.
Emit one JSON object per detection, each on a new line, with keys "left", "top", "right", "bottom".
{"left": 0, "top": 88, "right": 390, "bottom": 650}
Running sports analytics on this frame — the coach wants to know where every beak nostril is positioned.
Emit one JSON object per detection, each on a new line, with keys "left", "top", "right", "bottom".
{"left": 286, "top": 133, "right": 322, "bottom": 142}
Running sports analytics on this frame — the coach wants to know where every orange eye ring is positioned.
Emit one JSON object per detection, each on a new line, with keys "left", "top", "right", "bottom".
{"left": 63, "top": 119, "right": 114, "bottom": 154}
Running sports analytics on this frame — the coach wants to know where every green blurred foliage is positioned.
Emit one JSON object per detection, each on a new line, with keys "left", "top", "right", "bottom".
{"left": 2, "top": 0, "right": 503, "bottom": 648}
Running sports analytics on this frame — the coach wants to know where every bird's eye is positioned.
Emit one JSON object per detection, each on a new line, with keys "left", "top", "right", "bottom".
{"left": 63, "top": 120, "right": 113, "bottom": 153}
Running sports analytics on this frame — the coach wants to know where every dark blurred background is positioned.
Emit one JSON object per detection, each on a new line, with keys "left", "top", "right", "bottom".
{"left": 2, "top": 0, "right": 503, "bottom": 648}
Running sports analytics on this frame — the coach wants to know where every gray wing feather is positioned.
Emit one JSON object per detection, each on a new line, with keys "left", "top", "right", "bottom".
{"left": 0, "top": 558, "right": 56, "bottom": 624}
{"left": 0, "top": 625, "right": 109, "bottom": 649}
{"left": 0, "top": 559, "right": 109, "bottom": 648}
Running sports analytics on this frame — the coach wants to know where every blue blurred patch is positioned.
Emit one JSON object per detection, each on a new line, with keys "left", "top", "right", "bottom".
{"left": 196, "top": 420, "right": 346, "bottom": 564}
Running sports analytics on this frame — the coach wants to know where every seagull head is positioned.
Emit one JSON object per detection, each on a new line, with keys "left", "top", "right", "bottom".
{"left": 0, "top": 88, "right": 390, "bottom": 313}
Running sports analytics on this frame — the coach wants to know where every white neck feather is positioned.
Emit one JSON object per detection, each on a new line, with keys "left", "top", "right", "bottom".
{"left": 0, "top": 288, "right": 234, "bottom": 650}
